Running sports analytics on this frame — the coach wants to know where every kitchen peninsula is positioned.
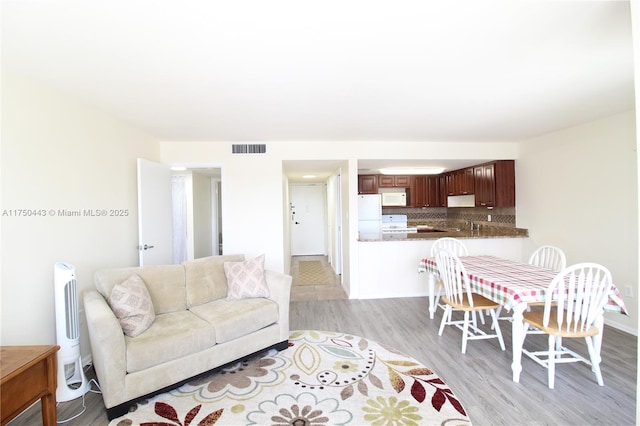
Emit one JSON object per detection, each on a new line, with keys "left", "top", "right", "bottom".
{"left": 359, "top": 220, "right": 528, "bottom": 241}
{"left": 355, "top": 220, "right": 529, "bottom": 299}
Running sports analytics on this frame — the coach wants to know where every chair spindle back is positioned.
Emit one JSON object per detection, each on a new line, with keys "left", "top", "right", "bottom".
{"left": 544, "top": 263, "right": 613, "bottom": 333}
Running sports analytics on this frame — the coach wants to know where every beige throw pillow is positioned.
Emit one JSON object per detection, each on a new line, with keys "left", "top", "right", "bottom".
{"left": 224, "top": 254, "right": 270, "bottom": 300}
{"left": 108, "top": 274, "right": 155, "bottom": 337}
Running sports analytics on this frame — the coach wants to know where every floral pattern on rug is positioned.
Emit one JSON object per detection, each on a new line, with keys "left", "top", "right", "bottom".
{"left": 110, "top": 330, "right": 472, "bottom": 426}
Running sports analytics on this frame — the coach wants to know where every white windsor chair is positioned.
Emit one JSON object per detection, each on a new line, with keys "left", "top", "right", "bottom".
{"left": 435, "top": 249, "right": 506, "bottom": 354}
{"left": 521, "top": 263, "right": 613, "bottom": 389}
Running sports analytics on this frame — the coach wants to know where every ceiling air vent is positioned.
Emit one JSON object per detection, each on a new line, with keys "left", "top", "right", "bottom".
{"left": 231, "top": 143, "right": 266, "bottom": 154}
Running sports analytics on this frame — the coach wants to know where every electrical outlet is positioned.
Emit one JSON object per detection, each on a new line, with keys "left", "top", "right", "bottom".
{"left": 487, "top": 214, "right": 492, "bottom": 222}
{"left": 625, "top": 285, "right": 633, "bottom": 298}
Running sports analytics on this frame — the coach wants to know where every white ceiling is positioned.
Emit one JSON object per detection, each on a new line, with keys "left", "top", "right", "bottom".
{"left": 2, "top": 0, "right": 635, "bottom": 181}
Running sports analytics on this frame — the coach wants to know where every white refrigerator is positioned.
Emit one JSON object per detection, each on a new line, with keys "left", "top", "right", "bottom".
{"left": 358, "top": 194, "right": 382, "bottom": 238}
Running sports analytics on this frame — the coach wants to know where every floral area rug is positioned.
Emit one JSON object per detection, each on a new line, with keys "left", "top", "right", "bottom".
{"left": 110, "top": 330, "right": 472, "bottom": 425}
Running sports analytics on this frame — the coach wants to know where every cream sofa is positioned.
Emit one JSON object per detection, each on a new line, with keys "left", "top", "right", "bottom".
{"left": 83, "top": 254, "right": 291, "bottom": 420}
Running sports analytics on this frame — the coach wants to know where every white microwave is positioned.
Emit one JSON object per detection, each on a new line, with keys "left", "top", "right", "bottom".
{"left": 381, "top": 192, "right": 407, "bottom": 206}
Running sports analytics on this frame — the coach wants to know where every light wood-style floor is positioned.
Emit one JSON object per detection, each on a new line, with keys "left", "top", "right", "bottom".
{"left": 10, "top": 291, "right": 636, "bottom": 425}
{"left": 291, "top": 297, "right": 637, "bottom": 426}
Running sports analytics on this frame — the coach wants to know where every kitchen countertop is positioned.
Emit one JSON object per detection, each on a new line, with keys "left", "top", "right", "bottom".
{"left": 358, "top": 221, "right": 529, "bottom": 242}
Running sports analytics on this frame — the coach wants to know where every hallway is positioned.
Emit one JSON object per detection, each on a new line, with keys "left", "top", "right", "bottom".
{"left": 289, "top": 255, "right": 347, "bottom": 301}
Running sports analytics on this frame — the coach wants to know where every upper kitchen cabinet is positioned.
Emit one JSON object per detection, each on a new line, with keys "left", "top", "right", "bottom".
{"left": 461, "top": 168, "right": 474, "bottom": 195}
{"left": 446, "top": 168, "right": 474, "bottom": 196}
{"left": 358, "top": 175, "right": 378, "bottom": 194}
{"left": 412, "top": 175, "right": 426, "bottom": 206}
{"left": 474, "top": 160, "right": 515, "bottom": 207}
{"left": 378, "top": 175, "right": 411, "bottom": 188}
{"left": 412, "top": 175, "right": 439, "bottom": 207}
{"left": 427, "top": 176, "right": 439, "bottom": 206}
{"left": 438, "top": 175, "right": 447, "bottom": 207}
{"left": 358, "top": 160, "right": 515, "bottom": 206}
{"left": 445, "top": 172, "right": 455, "bottom": 195}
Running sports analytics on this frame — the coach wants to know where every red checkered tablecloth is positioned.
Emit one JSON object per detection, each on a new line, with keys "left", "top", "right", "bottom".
{"left": 418, "top": 255, "right": 628, "bottom": 314}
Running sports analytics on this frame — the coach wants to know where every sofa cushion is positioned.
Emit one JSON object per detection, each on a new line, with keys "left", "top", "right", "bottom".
{"left": 125, "top": 310, "right": 216, "bottom": 373}
{"left": 189, "top": 298, "right": 279, "bottom": 344}
{"left": 224, "top": 255, "right": 270, "bottom": 300}
{"left": 95, "top": 265, "right": 187, "bottom": 314}
{"left": 183, "top": 254, "right": 245, "bottom": 308}
{"left": 108, "top": 274, "right": 155, "bottom": 337}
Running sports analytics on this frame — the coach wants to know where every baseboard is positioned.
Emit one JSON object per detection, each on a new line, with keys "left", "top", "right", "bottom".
{"left": 605, "top": 318, "right": 637, "bottom": 336}
{"left": 82, "top": 354, "right": 92, "bottom": 368}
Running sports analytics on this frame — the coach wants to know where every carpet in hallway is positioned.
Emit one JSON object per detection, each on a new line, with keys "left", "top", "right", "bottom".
{"left": 297, "top": 260, "right": 335, "bottom": 286}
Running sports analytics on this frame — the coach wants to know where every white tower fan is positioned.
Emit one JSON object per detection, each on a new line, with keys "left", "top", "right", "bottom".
{"left": 54, "top": 262, "right": 90, "bottom": 402}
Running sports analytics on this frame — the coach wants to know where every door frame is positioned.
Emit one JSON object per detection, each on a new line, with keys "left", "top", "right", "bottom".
{"left": 210, "top": 176, "right": 221, "bottom": 255}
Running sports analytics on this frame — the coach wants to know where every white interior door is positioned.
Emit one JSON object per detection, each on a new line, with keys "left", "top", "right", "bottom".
{"left": 137, "top": 158, "right": 173, "bottom": 266}
{"left": 290, "top": 184, "right": 326, "bottom": 255}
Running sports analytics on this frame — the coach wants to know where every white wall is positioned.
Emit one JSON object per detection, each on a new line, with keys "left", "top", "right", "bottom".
{"left": 192, "top": 172, "right": 213, "bottom": 258}
{"left": 161, "top": 144, "right": 286, "bottom": 271}
{"left": 516, "top": 110, "right": 638, "bottom": 333}
{"left": 160, "top": 140, "right": 520, "bottom": 295}
{"left": 1, "top": 71, "right": 159, "bottom": 359}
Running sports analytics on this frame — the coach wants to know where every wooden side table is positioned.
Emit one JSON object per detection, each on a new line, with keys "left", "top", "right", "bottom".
{"left": 1, "top": 345, "right": 60, "bottom": 426}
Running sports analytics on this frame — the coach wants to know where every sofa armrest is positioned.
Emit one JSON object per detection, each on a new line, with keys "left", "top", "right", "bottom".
{"left": 264, "top": 270, "right": 292, "bottom": 341}
{"left": 83, "top": 290, "right": 127, "bottom": 408}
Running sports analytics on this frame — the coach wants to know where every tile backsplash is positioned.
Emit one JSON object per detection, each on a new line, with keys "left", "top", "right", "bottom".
{"left": 382, "top": 206, "right": 516, "bottom": 226}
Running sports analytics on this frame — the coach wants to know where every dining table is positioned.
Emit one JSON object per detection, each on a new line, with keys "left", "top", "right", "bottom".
{"left": 418, "top": 255, "right": 628, "bottom": 383}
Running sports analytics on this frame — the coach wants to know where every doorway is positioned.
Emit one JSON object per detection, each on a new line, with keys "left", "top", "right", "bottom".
{"left": 290, "top": 184, "right": 326, "bottom": 255}
{"left": 171, "top": 167, "right": 222, "bottom": 262}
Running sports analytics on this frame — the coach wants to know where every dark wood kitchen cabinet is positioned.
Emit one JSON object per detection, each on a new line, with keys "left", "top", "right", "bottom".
{"left": 378, "top": 175, "right": 411, "bottom": 188}
{"left": 395, "top": 175, "right": 411, "bottom": 187}
{"left": 474, "top": 164, "right": 494, "bottom": 207}
{"left": 358, "top": 160, "right": 515, "bottom": 206}
{"left": 438, "top": 175, "right": 447, "bottom": 206}
{"left": 445, "top": 172, "right": 455, "bottom": 196}
{"left": 411, "top": 175, "right": 439, "bottom": 207}
{"left": 378, "top": 175, "right": 394, "bottom": 187}
{"left": 474, "top": 160, "right": 515, "bottom": 207}
{"left": 358, "top": 175, "right": 378, "bottom": 194}
{"left": 446, "top": 168, "right": 474, "bottom": 196}
{"left": 412, "top": 176, "right": 426, "bottom": 206}
{"left": 446, "top": 170, "right": 462, "bottom": 195}
{"left": 426, "top": 176, "right": 439, "bottom": 206}
{"left": 460, "top": 168, "right": 475, "bottom": 195}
